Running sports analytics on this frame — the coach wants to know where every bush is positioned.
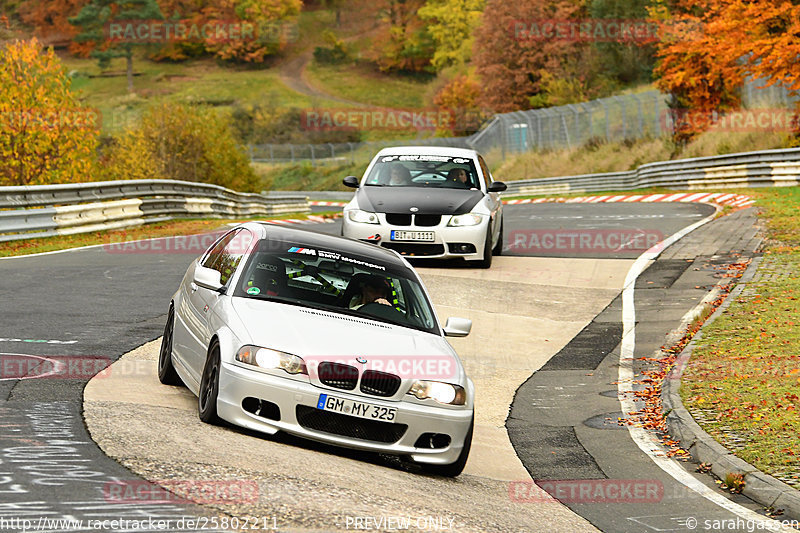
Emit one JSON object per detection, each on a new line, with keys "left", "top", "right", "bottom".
{"left": 313, "top": 31, "right": 349, "bottom": 65}
{"left": 107, "top": 102, "right": 259, "bottom": 192}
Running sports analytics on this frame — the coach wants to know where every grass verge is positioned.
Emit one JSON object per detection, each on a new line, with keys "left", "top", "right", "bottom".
{"left": 0, "top": 213, "right": 335, "bottom": 258}
{"left": 680, "top": 186, "right": 800, "bottom": 489}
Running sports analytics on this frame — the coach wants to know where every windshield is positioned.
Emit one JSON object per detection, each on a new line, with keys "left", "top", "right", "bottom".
{"left": 233, "top": 239, "right": 439, "bottom": 334}
{"left": 364, "top": 154, "right": 480, "bottom": 190}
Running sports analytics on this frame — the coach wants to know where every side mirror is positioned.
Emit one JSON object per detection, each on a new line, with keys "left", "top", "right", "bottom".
{"left": 193, "top": 265, "right": 223, "bottom": 292}
{"left": 487, "top": 181, "right": 507, "bottom": 193}
{"left": 443, "top": 317, "right": 472, "bottom": 337}
{"left": 343, "top": 176, "right": 359, "bottom": 188}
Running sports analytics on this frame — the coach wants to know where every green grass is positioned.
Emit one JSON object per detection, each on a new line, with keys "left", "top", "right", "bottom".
{"left": 305, "top": 61, "right": 433, "bottom": 110}
{"left": 680, "top": 186, "right": 800, "bottom": 489}
{"left": 61, "top": 54, "right": 342, "bottom": 135}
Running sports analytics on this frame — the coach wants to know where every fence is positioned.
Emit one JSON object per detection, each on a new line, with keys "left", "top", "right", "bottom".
{"left": 246, "top": 76, "right": 800, "bottom": 165}
{"left": 0, "top": 179, "right": 309, "bottom": 243}
{"left": 248, "top": 136, "right": 472, "bottom": 164}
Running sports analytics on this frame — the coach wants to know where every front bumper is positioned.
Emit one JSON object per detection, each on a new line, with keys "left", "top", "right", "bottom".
{"left": 216, "top": 362, "right": 473, "bottom": 464}
{"left": 342, "top": 214, "right": 488, "bottom": 261}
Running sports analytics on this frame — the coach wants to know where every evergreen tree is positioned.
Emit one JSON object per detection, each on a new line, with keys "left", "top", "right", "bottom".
{"left": 69, "top": 0, "right": 163, "bottom": 93}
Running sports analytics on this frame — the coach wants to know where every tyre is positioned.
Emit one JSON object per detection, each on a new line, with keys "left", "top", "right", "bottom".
{"left": 421, "top": 416, "right": 474, "bottom": 477}
{"left": 198, "top": 342, "right": 222, "bottom": 424}
{"left": 492, "top": 218, "right": 503, "bottom": 256}
{"left": 157, "top": 305, "right": 182, "bottom": 386}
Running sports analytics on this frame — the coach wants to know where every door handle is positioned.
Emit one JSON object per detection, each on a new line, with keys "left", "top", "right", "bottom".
{"left": 190, "top": 282, "right": 198, "bottom": 293}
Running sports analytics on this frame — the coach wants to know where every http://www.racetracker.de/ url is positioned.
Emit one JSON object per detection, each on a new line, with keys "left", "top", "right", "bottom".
{"left": 0, "top": 515, "right": 280, "bottom": 532}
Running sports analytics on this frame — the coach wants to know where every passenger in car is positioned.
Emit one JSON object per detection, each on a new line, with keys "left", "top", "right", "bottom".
{"left": 388, "top": 164, "right": 412, "bottom": 186}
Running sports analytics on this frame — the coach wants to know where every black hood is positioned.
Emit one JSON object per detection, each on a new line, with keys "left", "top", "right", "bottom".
{"left": 356, "top": 186, "right": 483, "bottom": 215}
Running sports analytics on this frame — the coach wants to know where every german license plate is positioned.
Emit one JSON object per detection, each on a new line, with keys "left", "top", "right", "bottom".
{"left": 317, "top": 394, "right": 397, "bottom": 421}
{"left": 390, "top": 230, "right": 434, "bottom": 242}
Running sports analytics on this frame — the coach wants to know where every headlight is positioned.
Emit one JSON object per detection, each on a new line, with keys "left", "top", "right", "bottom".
{"left": 236, "top": 345, "right": 307, "bottom": 375}
{"left": 447, "top": 213, "right": 484, "bottom": 227}
{"left": 407, "top": 380, "right": 466, "bottom": 405}
{"left": 347, "top": 209, "right": 379, "bottom": 224}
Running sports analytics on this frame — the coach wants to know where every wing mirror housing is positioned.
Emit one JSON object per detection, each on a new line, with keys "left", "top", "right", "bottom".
{"left": 443, "top": 317, "right": 472, "bottom": 337}
{"left": 487, "top": 181, "right": 507, "bottom": 193}
{"left": 343, "top": 176, "right": 359, "bottom": 188}
{"left": 193, "top": 265, "right": 224, "bottom": 292}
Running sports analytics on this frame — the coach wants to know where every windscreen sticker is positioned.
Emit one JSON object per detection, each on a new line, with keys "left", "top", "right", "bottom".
{"left": 288, "top": 247, "right": 316, "bottom": 256}
{"left": 318, "top": 250, "right": 386, "bottom": 271}
{"left": 256, "top": 262, "right": 278, "bottom": 272}
{"left": 246, "top": 287, "right": 261, "bottom": 295}
{"left": 397, "top": 155, "right": 451, "bottom": 162}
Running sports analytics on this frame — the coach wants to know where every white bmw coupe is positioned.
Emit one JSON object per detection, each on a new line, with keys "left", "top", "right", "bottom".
{"left": 158, "top": 222, "right": 475, "bottom": 476}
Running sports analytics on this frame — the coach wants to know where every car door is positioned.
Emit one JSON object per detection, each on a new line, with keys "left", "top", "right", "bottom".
{"left": 477, "top": 155, "right": 503, "bottom": 240}
{"left": 178, "top": 229, "right": 252, "bottom": 387}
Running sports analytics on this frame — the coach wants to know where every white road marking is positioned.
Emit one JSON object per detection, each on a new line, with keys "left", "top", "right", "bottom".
{"left": 618, "top": 210, "right": 796, "bottom": 531}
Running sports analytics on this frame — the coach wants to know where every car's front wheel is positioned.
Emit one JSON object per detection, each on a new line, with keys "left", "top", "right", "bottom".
{"left": 420, "top": 416, "right": 474, "bottom": 477}
{"left": 492, "top": 218, "right": 503, "bottom": 256}
{"left": 198, "top": 342, "right": 222, "bottom": 424}
{"left": 157, "top": 304, "right": 182, "bottom": 386}
{"left": 472, "top": 229, "right": 493, "bottom": 269}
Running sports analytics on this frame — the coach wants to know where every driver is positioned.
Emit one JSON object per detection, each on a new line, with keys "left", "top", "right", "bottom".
{"left": 350, "top": 275, "right": 392, "bottom": 310}
{"left": 447, "top": 167, "right": 470, "bottom": 187}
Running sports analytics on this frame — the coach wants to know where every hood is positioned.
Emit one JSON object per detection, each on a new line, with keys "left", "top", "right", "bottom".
{"left": 231, "top": 298, "right": 465, "bottom": 385}
{"left": 356, "top": 186, "right": 483, "bottom": 215}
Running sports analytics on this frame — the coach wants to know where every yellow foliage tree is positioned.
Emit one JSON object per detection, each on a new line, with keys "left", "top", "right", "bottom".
{"left": 107, "top": 102, "right": 259, "bottom": 192}
{"left": 0, "top": 38, "right": 99, "bottom": 185}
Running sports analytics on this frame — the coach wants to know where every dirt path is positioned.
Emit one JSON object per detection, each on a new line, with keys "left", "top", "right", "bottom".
{"left": 277, "top": 50, "right": 368, "bottom": 107}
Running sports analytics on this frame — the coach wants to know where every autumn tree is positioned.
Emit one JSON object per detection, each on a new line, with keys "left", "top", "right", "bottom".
{"left": 433, "top": 74, "right": 487, "bottom": 135}
{"left": 70, "top": 0, "right": 164, "bottom": 93}
{"left": 107, "top": 102, "right": 259, "bottom": 192}
{"left": 200, "top": 0, "right": 302, "bottom": 63}
{"left": 649, "top": 0, "right": 800, "bottom": 143}
{"left": 18, "top": 0, "right": 91, "bottom": 52}
{"left": 0, "top": 38, "right": 99, "bottom": 185}
{"left": 472, "top": 0, "right": 587, "bottom": 112}
{"left": 418, "top": 0, "right": 485, "bottom": 71}
{"left": 370, "top": 0, "right": 434, "bottom": 73}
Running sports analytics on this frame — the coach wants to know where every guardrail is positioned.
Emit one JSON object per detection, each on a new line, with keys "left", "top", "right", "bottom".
{"left": 502, "top": 147, "right": 800, "bottom": 196}
{"left": 0, "top": 179, "right": 309, "bottom": 243}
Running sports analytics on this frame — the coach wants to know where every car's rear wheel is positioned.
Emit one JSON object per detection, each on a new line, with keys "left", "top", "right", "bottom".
{"left": 198, "top": 342, "right": 221, "bottom": 424}
{"left": 492, "top": 218, "right": 503, "bottom": 256}
{"left": 157, "top": 305, "right": 182, "bottom": 386}
{"left": 421, "top": 416, "right": 473, "bottom": 477}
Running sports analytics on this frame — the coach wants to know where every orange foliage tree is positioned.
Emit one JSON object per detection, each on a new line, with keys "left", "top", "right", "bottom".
{"left": 18, "top": 0, "right": 92, "bottom": 53}
{"left": 0, "top": 39, "right": 99, "bottom": 185}
{"left": 652, "top": 0, "right": 800, "bottom": 141}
